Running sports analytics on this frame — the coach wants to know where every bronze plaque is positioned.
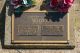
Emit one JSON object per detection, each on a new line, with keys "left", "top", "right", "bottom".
{"left": 12, "top": 12, "right": 68, "bottom": 44}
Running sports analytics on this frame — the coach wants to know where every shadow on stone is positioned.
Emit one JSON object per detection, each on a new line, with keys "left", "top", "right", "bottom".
{"left": 6, "top": 0, "right": 35, "bottom": 18}
{"left": 14, "top": 5, "right": 35, "bottom": 17}
{"left": 0, "top": 1, "right": 6, "bottom": 48}
{"left": 45, "top": 12, "right": 67, "bottom": 22}
{"left": 40, "top": 0, "right": 67, "bottom": 22}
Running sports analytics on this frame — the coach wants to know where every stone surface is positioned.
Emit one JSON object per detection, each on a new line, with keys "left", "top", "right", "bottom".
{"left": 0, "top": 0, "right": 80, "bottom": 53}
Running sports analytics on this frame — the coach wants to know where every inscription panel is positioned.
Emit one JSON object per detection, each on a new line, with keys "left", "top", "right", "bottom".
{"left": 15, "top": 25, "right": 39, "bottom": 35}
{"left": 14, "top": 12, "right": 66, "bottom": 36}
{"left": 13, "top": 12, "right": 68, "bottom": 41}
{"left": 15, "top": 25, "right": 64, "bottom": 36}
{"left": 41, "top": 25, "right": 64, "bottom": 35}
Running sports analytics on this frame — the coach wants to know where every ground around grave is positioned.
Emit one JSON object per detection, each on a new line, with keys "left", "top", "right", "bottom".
{"left": 0, "top": 0, "right": 80, "bottom": 53}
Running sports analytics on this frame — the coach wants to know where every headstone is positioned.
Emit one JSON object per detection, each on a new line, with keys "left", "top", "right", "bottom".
{"left": 4, "top": 0, "right": 75, "bottom": 49}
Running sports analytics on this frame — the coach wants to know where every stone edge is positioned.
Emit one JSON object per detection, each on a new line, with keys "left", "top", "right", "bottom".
{"left": 4, "top": 6, "right": 75, "bottom": 49}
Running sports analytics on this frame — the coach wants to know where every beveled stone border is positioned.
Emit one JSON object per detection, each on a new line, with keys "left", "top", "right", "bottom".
{"left": 4, "top": 5, "right": 75, "bottom": 49}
